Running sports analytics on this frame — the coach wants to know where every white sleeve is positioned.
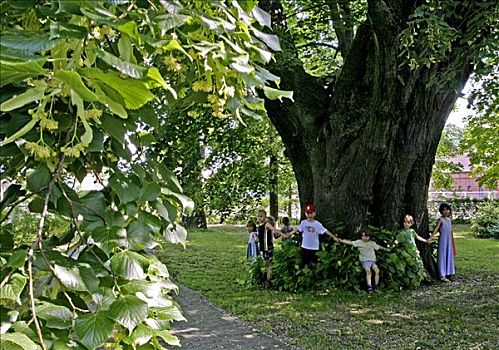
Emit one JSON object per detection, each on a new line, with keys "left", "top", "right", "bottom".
{"left": 298, "top": 221, "right": 305, "bottom": 232}
{"left": 317, "top": 221, "right": 326, "bottom": 235}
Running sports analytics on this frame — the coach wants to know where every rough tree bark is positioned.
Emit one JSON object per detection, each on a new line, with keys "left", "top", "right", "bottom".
{"left": 262, "top": 0, "right": 484, "bottom": 250}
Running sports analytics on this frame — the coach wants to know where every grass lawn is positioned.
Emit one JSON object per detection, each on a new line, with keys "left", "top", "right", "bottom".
{"left": 159, "top": 224, "right": 499, "bottom": 350}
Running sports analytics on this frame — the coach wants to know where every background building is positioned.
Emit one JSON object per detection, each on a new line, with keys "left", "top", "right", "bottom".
{"left": 429, "top": 154, "right": 499, "bottom": 199}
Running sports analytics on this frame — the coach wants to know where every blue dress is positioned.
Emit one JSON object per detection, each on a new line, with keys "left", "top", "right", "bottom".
{"left": 437, "top": 217, "right": 455, "bottom": 277}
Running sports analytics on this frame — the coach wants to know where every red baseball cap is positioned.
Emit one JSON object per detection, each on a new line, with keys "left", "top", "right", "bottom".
{"left": 305, "top": 203, "right": 316, "bottom": 213}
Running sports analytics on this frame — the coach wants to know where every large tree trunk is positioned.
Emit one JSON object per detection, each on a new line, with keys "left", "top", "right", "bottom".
{"left": 263, "top": 0, "right": 478, "bottom": 252}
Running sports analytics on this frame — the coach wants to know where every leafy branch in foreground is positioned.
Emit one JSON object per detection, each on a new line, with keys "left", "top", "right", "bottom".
{"left": 0, "top": 0, "right": 290, "bottom": 348}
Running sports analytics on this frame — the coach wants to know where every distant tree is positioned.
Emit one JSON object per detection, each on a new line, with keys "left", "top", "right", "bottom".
{"left": 431, "top": 124, "right": 464, "bottom": 190}
{"left": 462, "top": 76, "right": 499, "bottom": 189}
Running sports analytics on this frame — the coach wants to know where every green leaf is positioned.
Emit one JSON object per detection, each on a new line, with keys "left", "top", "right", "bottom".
{"left": 117, "top": 35, "right": 133, "bottom": 62}
{"left": 256, "top": 65, "right": 280, "bottom": 84}
{"left": 251, "top": 6, "right": 271, "bottom": 27}
{"left": 90, "top": 227, "right": 116, "bottom": 256}
{"left": 262, "top": 86, "right": 294, "bottom": 101}
{"left": 55, "top": 71, "right": 98, "bottom": 101}
{"left": 53, "top": 264, "right": 89, "bottom": 292}
{"left": 154, "top": 305, "right": 186, "bottom": 322}
{"left": 101, "top": 95, "right": 128, "bottom": 119}
{"left": 153, "top": 198, "right": 176, "bottom": 223}
{"left": 251, "top": 28, "right": 281, "bottom": 51}
{"left": 161, "top": 188, "right": 194, "bottom": 215}
{"left": 26, "top": 164, "right": 51, "bottom": 192}
{"left": 114, "top": 21, "right": 140, "bottom": 44}
{"left": 0, "top": 57, "right": 47, "bottom": 87}
{"left": 0, "top": 332, "right": 39, "bottom": 350}
{"left": 128, "top": 323, "right": 154, "bottom": 347}
{"left": 101, "top": 114, "right": 127, "bottom": 144}
{"left": 75, "top": 311, "right": 115, "bottom": 350}
{"left": 163, "top": 39, "right": 192, "bottom": 61}
{"left": 110, "top": 251, "right": 149, "bottom": 280}
{"left": 0, "top": 33, "right": 58, "bottom": 53}
{"left": 96, "top": 48, "right": 147, "bottom": 79}
{"left": 79, "top": 264, "right": 100, "bottom": 293}
{"left": 156, "top": 14, "right": 190, "bottom": 36}
{"left": 126, "top": 221, "right": 152, "bottom": 250}
{"left": 121, "top": 281, "right": 163, "bottom": 299}
{"left": 0, "top": 273, "right": 27, "bottom": 306}
{"left": 237, "top": 0, "right": 257, "bottom": 12}
{"left": 0, "top": 83, "right": 47, "bottom": 112}
{"left": 141, "top": 182, "right": 161, "bottom": 202}
{"left": 0, "top": 119, "right": 37, "bottom": 146}
{"left": 7, "top": 249, "right": 27, "bottom": 269}
{"left": 50, "top": 22, "right": 88, "bottom": 40}
{"left": 108, "top": 174, "right": 140, "bottom": 204}
{"left": 147, "top": 68, "right": 177, "bottom": 98}
{"left": 138, "top": 211, "right": 163, "bottom": 234}
{"left": 155, "top": 329, "right": 180, "bottom": 346}
{"left": 36, "top": 301, "right": 73, "bottom": 329}
{"left": 81, "top": 69, "right": 154, "bottom": 110}
{"left": 108, "top": 295, "right": 148, "bottom": 333}
{"left": 79, "top": 191, "right": 108, "bottom": 223}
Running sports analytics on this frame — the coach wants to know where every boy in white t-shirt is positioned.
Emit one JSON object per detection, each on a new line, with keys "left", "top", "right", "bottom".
{"left": 284, "top": 203, "right": 338, "bottom": 266}
{"left": 337, "top": 231, "right": 391, "bottom": 292}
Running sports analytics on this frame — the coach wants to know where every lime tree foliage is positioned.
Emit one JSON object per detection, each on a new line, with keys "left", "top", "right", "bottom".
{"left": 247, "top": 227, "right": 425, "bottom": 291}
{"left": 0, "top": 0, "right": 289, "bottom": 348}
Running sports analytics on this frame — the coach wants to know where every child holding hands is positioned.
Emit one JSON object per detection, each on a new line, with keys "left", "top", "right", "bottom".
{"left": 396, "top": 214, "right": 428, "bottom": 250}
{"left": 245, "top": 221, "right": 259, "bottom": 262}
{"left": 337, "top": 231, "right": 391, "bottom": 292}
{"left": 285, "top": 203, "right": 338, "bottom": 266}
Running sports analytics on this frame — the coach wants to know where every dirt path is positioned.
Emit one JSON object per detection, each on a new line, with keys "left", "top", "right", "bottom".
{"left": 170, "top": 283, "right": 300, "bottom": 350}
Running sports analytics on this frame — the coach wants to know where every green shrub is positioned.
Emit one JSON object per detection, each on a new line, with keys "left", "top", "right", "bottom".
{"left": 428, "top": 198, "right": 499, "bottom": 224}
{"left": 247, "top": 227, "right": 425, "bottom": 291}
{"left": 471, "top": 200, "right": 499, "bottom": 239}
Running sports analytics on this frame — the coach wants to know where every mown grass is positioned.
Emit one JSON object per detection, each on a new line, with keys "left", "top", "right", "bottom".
{"left": 159, "top": 224, "right": 499, "bottom": 350}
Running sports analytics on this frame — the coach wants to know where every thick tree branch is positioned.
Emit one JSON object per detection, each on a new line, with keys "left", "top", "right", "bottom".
{"left": 296, "top": 42, "right": 339, "bottom": 50}
{"left": 325, "top": 0, "right": 355, "bottom": 56}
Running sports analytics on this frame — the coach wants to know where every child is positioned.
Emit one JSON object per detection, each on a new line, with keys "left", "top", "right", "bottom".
{"left": 285, "top": 203, "right": 338, "bottom": 267}
{"left": 428, "top": 203, "right": 456, "bottom": 282}
{"left": 337, "top": 231, "right": 391, "bottom": 292}
{"left": 280, "top": 216, "right": 294, "bottom": 237}
{"left": 246, "top": 221, "right": 258, "bottom": 262}
{"left": 396, "top": 214, "right": 428, "bottom": 250}
{"left": 256, "top": 210, "right": 284, "bottom": 282}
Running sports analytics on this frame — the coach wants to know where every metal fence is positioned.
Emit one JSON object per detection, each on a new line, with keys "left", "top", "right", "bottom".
{"left": 428, "top": 191, "right": 499, "bottom": 200}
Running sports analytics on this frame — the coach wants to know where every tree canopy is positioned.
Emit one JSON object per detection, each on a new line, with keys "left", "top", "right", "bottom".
{"left": 0, "top": 1, "right": 290, "bottom": 348}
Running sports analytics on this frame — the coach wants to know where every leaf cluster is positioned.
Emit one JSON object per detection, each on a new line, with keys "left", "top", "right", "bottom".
{"left": 0, "top": 0, "right": 287, "bottom": 348}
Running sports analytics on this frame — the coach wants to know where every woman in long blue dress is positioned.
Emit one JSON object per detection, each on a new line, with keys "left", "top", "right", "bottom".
{"left": 429, "top": 203, "right": 456, "bottom": 282}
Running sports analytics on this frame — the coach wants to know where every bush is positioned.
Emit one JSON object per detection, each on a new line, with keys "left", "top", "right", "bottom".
{"left": 247, "top": 227, "right": 425, "bottom": 291}
{"left": 428, "top": 198, "right": 499, "bottom": 224}
{"left": 471, "top": 200, "right": 499, "bottom": 239}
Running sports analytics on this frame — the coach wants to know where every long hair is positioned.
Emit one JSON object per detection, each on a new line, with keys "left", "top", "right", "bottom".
{"left": 438, "top": 203, "right": 452, "bottom": 216}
